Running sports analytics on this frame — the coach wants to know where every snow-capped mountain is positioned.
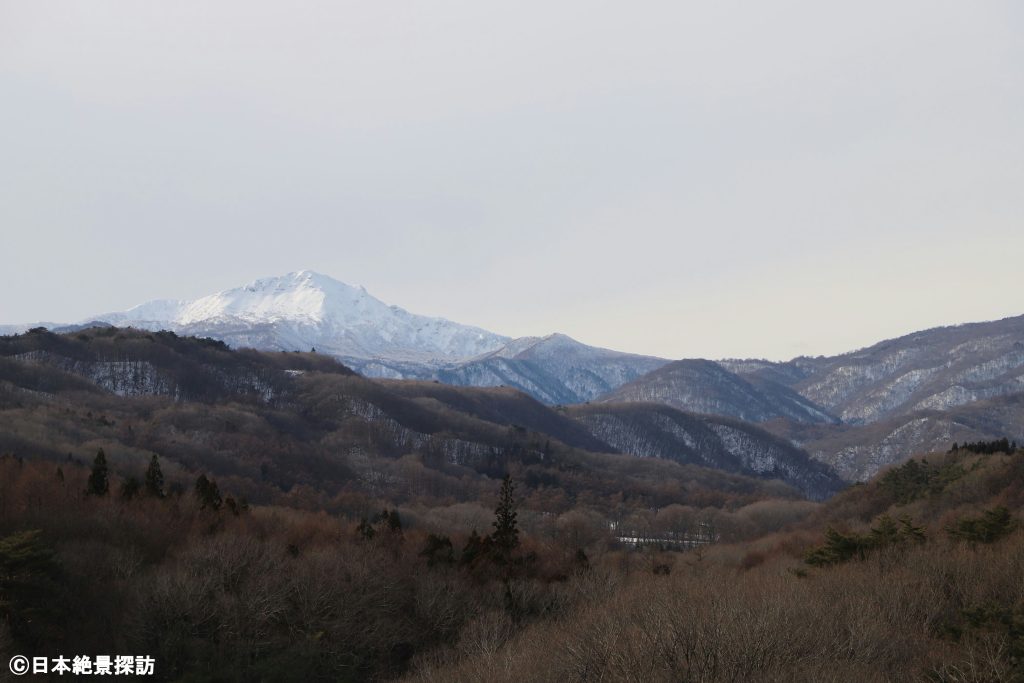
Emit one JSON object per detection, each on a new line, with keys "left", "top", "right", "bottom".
{"left": 65, "top": 270, "right": 667, "bottom": 403}
{"left": 92, "top": 271, "right": 511, "bottom": 363}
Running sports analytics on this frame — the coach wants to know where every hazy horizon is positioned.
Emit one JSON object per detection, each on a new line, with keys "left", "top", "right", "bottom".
{"left": 3, "top": 1, "right": 1022, "bottom": 360}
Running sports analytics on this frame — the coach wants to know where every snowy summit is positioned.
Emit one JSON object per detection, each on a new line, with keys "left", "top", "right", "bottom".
{"left": 94, "top": 270, "right": 510, "bottom": 362}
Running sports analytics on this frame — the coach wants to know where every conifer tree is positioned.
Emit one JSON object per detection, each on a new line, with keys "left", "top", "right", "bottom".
{"left": 194, "top": 474, "right": 222, "bottom": 510}
{"left": 86, "top": 448, "right": 109, "bottom": 496}
{"left": 492, "top": 475, "right": 519, "bottom": 559}
{"left": 144, "top": 455, "right": 165, "bottom": 498}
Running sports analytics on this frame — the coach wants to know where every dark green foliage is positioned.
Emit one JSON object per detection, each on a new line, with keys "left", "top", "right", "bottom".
{"left": 805, "top": 528, "right": 873, "bottom": 566}
{"left": 879, "top": 457, "right": 965, "bottom": 504}
{"left": 144, "top": 454, "right": 165, "bottom": 498}
{"left": 0, "top": 530, "right": 63, "bottom": 646}
{"left": 952, "top": 438, "right": 1016, "bottom": 455}
{"left": 938, "top": 601, "right": 1024, "bottom": 680}
{"left": 491, "top": 475, "right": 519, "bottom": 559}
{"left": 194, "top": 474, "right": 222, "bottom": 510}
{"left": 946, "top": 506, "right": 1017, "bottom": 544}
{"left": 806, "top": 515, "right": 926, "bottom": 567}
{"left": 419, "top": 534, "right": 455, "bottom": 567}
{"left": 86, "top": 448, "right": 109, "bottom": 496}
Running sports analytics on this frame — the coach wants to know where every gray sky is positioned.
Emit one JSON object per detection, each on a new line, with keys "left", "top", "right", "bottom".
{"left": 2, "top": 1, "right": 1022, "bottom": 360}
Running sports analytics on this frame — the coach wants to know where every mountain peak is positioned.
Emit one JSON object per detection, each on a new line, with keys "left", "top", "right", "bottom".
{"left": 89, "top": 271, "right": 510, "bottom": 362}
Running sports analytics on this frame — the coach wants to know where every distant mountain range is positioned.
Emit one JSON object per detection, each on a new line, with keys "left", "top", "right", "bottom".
{"left": 96, "top": 270, "right": 509, "bottom": 363}
{"left": 352, "top": 333, "right": 668, "bottom": 405}
{"left": 2, "top": 270, "right": 670, "bottom": 404}
{"left": 616, "top": 316, "right": 1024, "bottom": 479}
{"left": 599, "top": 359, "right": 838, "bottom": 425}
{"left": 4, "top": 270, "right": 1023, "bottom": 483}
{"left": 0, "top": 327, "right": 839, "bottom": 499}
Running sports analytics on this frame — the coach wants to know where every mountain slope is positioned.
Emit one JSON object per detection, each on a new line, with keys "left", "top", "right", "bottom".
{"left": 436, "top": 334, "right": 668, "bottom": 404}
{"left": 764, "top": 392, "right": 1024, "bottom": 481}
{"left": 94, "top": 270, "right": 510, "bottom": 363}
{"left": 60, "top": 271, "right": 669, "bottom": 405}
{"left": 720, "top": 315, "right": 1024, "bottom": 425}
{"left": 568, "top": 402, "right": 844, "bottom": 500}
{"left": 0, "top": 327, "right": 810, "bottom": 508}
{"left": 344, "top": 333, "right": 669, "bottom": 404}
{"left": 598, "top": 359, "right": 837, "bottom": 424}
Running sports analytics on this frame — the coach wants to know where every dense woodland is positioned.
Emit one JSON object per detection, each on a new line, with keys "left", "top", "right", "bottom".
{"left": 2, "top": 329, "right": 1024, "bottom": 681}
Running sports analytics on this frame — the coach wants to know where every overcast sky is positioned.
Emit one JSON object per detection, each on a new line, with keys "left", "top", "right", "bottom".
{"left": 1, "top": 1, "right": 1022, "bottom": 360}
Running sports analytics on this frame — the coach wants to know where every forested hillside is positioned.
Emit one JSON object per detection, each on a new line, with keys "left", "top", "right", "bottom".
{"left": 0, "top": 327, "right": 810, "bottom": 517}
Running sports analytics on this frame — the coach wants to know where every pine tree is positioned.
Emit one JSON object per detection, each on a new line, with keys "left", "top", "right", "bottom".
{"left": 144, "top": 454, "right": 165, "bottom": 498}
{"left": 86, "top": 449, "right": 109, "bottom": 496}
{"left": 194, "top": 474, "right": 222, "bottom": 510}
{"left": 868, "top": 515, "right": 900, "bottom": 547}
{"left": 492, "top": 475, "right": 519, "bottom": 560}
{"left": 948, "top": 506, "right": 1016, "bottom": 544}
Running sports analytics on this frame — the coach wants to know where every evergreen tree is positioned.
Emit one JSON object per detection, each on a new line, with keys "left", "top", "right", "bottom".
{"left": 491, "top": 475, "right": 520, "bottom": 560}
{"left": 144, "top": 454, "right": 165, "bottom": 498}
{"left": 194, "top": 474, "right": 222, "bottom": 510}
{"left": 947, "top": 506, "right": 1016, "bottom": 544}
{"left": 868, "top": 515, "right": 900, "bottom": 547}
{"left": 86, "top": 448, "right": 109, "bottom": 496}
{"left": 898, "top": 516, "right": 927, "bottom": 543}
{"left": 805, "top": 528, "right": 871, "bottom": 566}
